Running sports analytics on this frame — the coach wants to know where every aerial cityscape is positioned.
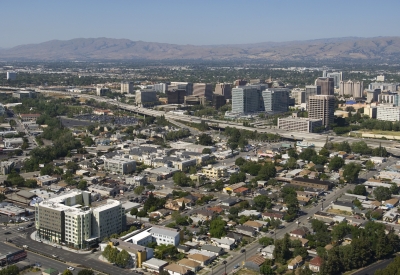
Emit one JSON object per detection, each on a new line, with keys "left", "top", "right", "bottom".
{"left": 2, "top": 1, "right": 400, "bottom": 275}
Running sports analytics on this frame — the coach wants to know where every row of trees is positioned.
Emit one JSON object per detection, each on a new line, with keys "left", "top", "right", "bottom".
{"left": 102, "top": 245, "right": 131, "bottom": 267}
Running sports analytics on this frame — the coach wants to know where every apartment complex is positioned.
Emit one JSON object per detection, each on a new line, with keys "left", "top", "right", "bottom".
{"left": 214, "top": 83, "right": 232, "bottom": 99}
{"left": 35, "top": 191, "right": 124, "bottom": 248}
{"left": 369, "top": 82, "right": 398, "bottom": 92}
{"left": 366, "top": 89, "right": 381, "bottom": 103}
{"left": 308, "top": 95, "right": 335, "bottom": 127}
{"left": 104, "top": 156, "right": 136, "bottom": 174}
{"left": 315, "top": 77, "right": 334, "bottom": 95}
{"left": 167, "top": 89, "right": 186, "bottom": 104}
{"left": 278, "top": 117, "right": 323, "bottom": 133}
{"left": 193, "top": 83, "right": 213, "bottom": 101}
{"left": 121, "top": 81, "right": 134, "bottom": 94}
{"left": 378, "top": 92, "right": 399, "bottom": 106}
{"left": 339, "top": 80, "right": 364, "bottom": 97}
{"left": 135, "top": 90, "right": 157, "bottom": 105}
{"left": 376, "top": 105, "right": 400, "bottom": 121}
{"left": 154, "top": 83, "right": 168, "bottom": 93}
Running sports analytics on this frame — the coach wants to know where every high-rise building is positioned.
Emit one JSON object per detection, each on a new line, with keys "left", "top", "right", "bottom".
{"left": 212, "top": 94, "right": 226, "bottom": 110}
{"left": 234, "top": 79, "right": 247, "bottom": 87}
{"left": 308, "top": 95, "right": 335, "bottom": 127}
{"left": 170, "top": 82, "right": 193, "bottom": 96}
{"left": 231, "top": 87, "right": 260, "bottom": 113}
{"left": 121, "top": 81, "right": 134, "bottom": 94}
{"left": 7, "top": 71, "right": 17, "bottom": 80}
{"left": 368, "top": 82, "right": 398, "bottom": 92}
{"left": 326, "top": 72, "right": 343, "bottom": 88}
{"left": 376, "top": 75, "right": 385, "bottom": 82}
{"left": 377, "top": 105, "right": 400, "bottom": 121}
{"left": 96, "top": 86, "right": 109, "bottom": 96}
{"left": 339, "top": 80, "right": 364, "bottom": 97}
{"left": 366, "top": 89, "right": 381, "bottom": 103}
{"left": 193, "top": 83, "right": 213, "bottom": 101}
{"left": 378, "top": 92, "right": 400, "bottom": 106}
{"left": 35, "top": 191, "right": 124, "bottom": 248}
{"left": 167, "top": 89, "right": 186, "bottom": 104}
{"left": 262, "top": 88, "right": 290, "bottom": 113}
{"left": 315, "top": 77, "right": 334, "bottom": 95}
{"left": 214, "top": 83, "right": 232, "bottom": 99}
{"left": 154, "top": 83, "right": 168, "bottom": 93}
{"left": 135, "top": 90, "right": 157, "bottom": 105}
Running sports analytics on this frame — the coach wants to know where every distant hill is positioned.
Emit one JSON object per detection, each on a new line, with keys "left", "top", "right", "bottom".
{"left": 1, "top": 36, "right": 400, "bottom": 61}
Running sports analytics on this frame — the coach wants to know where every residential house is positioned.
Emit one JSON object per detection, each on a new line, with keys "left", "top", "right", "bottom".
{"left": 210, "top": 237, "right": 235, "bottom": 250}
{"left": 223, "top": 182, "right": 246, "bottom": 193}
{"left": 233, "top": 187, "right": 249, "bottom": 196}
{"left": 177, "top": 259, "right": 201, "bottom": 272}
{"left": 262, "top": 211, "right": 284, "bottom": 221}
{"left": 235, "top": 225, "right": 257, "bottom": 237}
{"left": 225, "top": 232, "right": 242, "bottom": 245}
{"left": 142, "top": 258, "right": 169, "bottom": 273}
{"left": 309, "top": 256, "right": 323, "bottom": 273}
{"left": 238, "top": 209, "right": 261, "bottom": 218}
{"left": 220, "top": 198, "right": 240, "bottom": 207}
{"left": 244, "top": 255, "right": 266, "bottom": 272}
{"left": 288, "top": 255, "right": 303, "bottom": 270}
{"left": 331, "top": 201, "right": 353, "bottom": 213}
{"left": 385, "top": 198, "right": 399, "bottom": 208}
{"left": 187, "top": 253, "right": 212, "bottom": 266}
{"left": 289, "top": 237, "right": 309, "bottom": 247}
{"left": 164, "top": 263, "right": 190, "bottom": 275}
{"left": 243, "top": 220, "right": 264, "bottom": 231}
{"left": 201, "top": 245, "right": 224, "bottom": 256}
{"left": 195, "top": 209, "right": 215, "bottom": 221}
{"left": 261, "top": 245, "right": 275, "bottom": 259}
{"left": 289, "top": 227, "right": 309, "bottom": 239}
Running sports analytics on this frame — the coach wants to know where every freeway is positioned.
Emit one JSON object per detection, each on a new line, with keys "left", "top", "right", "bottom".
{"left": 36, "top": 89, "right": 400, "bottom": 155}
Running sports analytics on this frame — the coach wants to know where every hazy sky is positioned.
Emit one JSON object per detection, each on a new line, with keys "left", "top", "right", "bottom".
{"left": 2, "top": 0, "right": 400, "bottom": 48}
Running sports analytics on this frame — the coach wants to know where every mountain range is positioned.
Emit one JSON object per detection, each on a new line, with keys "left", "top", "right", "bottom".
{"left": 1, "top": 36, "right": 400, "bottom": 62}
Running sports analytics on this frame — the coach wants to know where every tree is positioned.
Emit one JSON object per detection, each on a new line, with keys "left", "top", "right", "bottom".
{"left": 373, "top": 186, "right": 392, "bottom": 201}
{"left": 286, "top": 157, "right": 298, "bottom": 169}
{"left": 77, "top": 270, "right": 95, "bottom": 275}
{"left": 115, "top": 249, "right": 131, "bottom": 268}
{"left": 77, "top": 180, "right": 87, "bottom": 190}
{"left": 172, "top": 172, "right": 190, "bottom": 187}
{"left": 130, "top": 208, "right": 138, "bottom": 216}
{"left": 328, "top": 156, "right": 345, "bottom": 171}
{"left": 254, "top": 195, "right": 272, "bottom": 212}
{"left": 209, "top": 217, "right": 226, "bottom": 238}
{"left": 0, "top": 265, "right": 19, "bottom": 275}
{"left": 108, "top": 247, "right": 119, "bottom": 263}
{"left": 319, "top": 147, "right": 330, "bottom": 157}
{"left": 62, "top": 270, "right": 73, "bottom": 275}
{"left": 235, "top": 157, "right": 246, "bottom": 166}
{"left": 202, "top": 148, "right": 212, "bottom": 154}
{"left": 353, "top": 185, "right": 366, "bottom": 196}
{"left": 259, "top": 237, "right": 274, "bottom": 246}
{"left": 159, "top": 271, "right": 170, "bottom": 275}
{"left": 102, "top": 244, "right": 112, "bottom": 260}
{"left": 260, "top": 262, "right": 275, "bottom": 275}
{"left": 299, "top": 148, "right": 317, "bottom": 161}
{"left": 146, "top": 184, "right": 155, "bottom": 190}
{"left": 365, "top": 160, "right": 375, "bottom": 170}
{"left": 134, "top": 186, "right": 145, "bottom": 195}
{"left": 198, "top": 133, "right": 213, "bottom": 146}
{"left": 189, "top": 166, "right": 197, "bottom": 174}
{"left": 343, "top": 163, "right": 361, "bottom": 183}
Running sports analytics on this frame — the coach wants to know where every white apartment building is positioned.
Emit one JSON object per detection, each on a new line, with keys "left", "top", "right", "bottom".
{"left": 104, "top": 156, "right": 136, "bottom": 174}
{"left": 149, "top": 226, "right": 180, "bottom": 246}
{"left": 376, "top": 105, "right": 400, "bottom": 121}
{"left": 36, "top": 191, "right": 124, "bottom": 249}
{"left": 278, "top": 117, "right": 323, "bottom": 133}
{"left": 121, "top": 81, "right": 134, "bottom": 94}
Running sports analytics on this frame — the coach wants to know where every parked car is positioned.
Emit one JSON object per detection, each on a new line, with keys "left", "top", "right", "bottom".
{"left": 67, "top": 267, "right": 74, "bottom": 271}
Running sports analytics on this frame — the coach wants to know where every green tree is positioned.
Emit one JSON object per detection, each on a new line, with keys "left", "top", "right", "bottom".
{"left": 189, "top": 166, "right": 197, "bottom": 174}
{"left": 319, "top": 147, "right": 330, "bottom": 157}
{"left": 0, "top": 265, "right": 19, "bottom": 275}
{"left": 130, "top": 208, "right": 138, "bottom": 216}
{"left": 115, "top": 249, "right": 131, "bottom": 268}
{"left": 209, "top": 217, "right": 227, "bottom": 238}
{"left": 77, "top": 180, "right": 87, "bottom": 190}
{"left": 259, "top": 237, "right": 274, "bottom": 246}
{"left": 172, "top": 172, "right": 190, "bottom": 187}
{"left": 202, "top": 148, "right": 212, "bottom": 154}
{"left": 146, "top": 184, "right": 155, "bottom": 190}
{"left": 77, "top": 270, "right": 95, "bottom": 275}
{"left": 373, "top": 186, "right": 392, "bottom": 201}
{"left": 353, "top": 185, "right": 366, "bottom": 196}
{"left": 254, "top": 195, "right": 272, "bottom": 211}
{"left": 198, "top": 133, "right": 213, "bottom": 146}
{"left": 108, "top": 247, "right": 119, "bottom": 263}
{"left": 343, "top": 163, "right": 361, "bottom": 183}
{"left": 260, "top": 262, "right": 275, "bottom": 275}
{"left": 134, "top": 186, "right": 145, "bottom": 195}
{"left": 62, "top": 270, "right": 73, "bottom": 275}
{"left": 102, "top": 245, "right": 112, "bottom": 260}
{"left": 235, "top": 157, "right": 246, "bottom": 166}
{"left": 286, "top": 157, "right": 298, "bottom": 169}
{"left": 365, "top": 160, "right": 375, "bottom": 170}
{"left": 299, "top": 148, "right": 317, "bottom": 161}
{"left": 328, "top": 156, "right": 345, "bottom": 171}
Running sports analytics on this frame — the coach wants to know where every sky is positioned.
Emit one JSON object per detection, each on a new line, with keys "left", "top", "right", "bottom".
{"left": 1, "top": 0, "right": 400, "bottom": 48}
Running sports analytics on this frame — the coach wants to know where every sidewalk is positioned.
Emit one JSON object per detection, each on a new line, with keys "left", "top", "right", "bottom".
{"left": 29, "top": 231, "right": 91, "bottom": 254}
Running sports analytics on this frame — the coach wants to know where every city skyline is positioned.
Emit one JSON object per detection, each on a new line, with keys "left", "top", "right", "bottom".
{"left": 1, "top": 0, "right": 400, "bottom": 48}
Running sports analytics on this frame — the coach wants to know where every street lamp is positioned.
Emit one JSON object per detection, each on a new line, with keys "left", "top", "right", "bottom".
{"left": 222, "top": 260, "right": 227, "bottom": 274}
{"left": 241, "top": 248, "right": 247, "bottom": 261}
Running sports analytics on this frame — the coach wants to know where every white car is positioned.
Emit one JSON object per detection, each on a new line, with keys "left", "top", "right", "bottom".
{"left": 67, "top": 267, "right": 75, "bottom": 271}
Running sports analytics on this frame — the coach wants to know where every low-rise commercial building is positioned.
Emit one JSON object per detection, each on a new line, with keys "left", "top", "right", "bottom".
{"left": 278, "top": 116, "right": 323, "bottom": 133}
{"left": 291, "top": 177, "right": 333, "bottom": 191}
{"left": 104, "top": 156, "right": 136, "bottom": 174}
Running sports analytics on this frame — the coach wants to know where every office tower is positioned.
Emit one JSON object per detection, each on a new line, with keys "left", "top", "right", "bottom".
{"left": 193, "top": 83, "right": 213, "bottom": 101}
{"left": 326, "top": 72, "right": 343, "bottom": 88}
{"left": 378, "top": 92, "right": 399, "bottom": 106}
{"left": 154, "top": 83, "right": 168, "bottom": 93}
{"left": 262, "top": 88, "right": 289, "bottom": 113}
{"left": 234, "top": 79, "right": 247, "bottom": 87}
{"left": 315, "top": 77, "right": 334, "bottom": 95}
{"left": 377, "top": 105, "right": 400, "bottom": 121}
{"left": 305, "top": 85, "right": 321, "bottom": 100}
{"left": 214, "top": 83, "right": 232, "bottom": 99}
{"left": 291, "top": 89, "right": 305, "bottom": 105}
{"left": 339, "top": 80, "right": 363, "bottom": 97}
{"left": 212, "top": 94, "right": 226, "bottom": 110}
{"left": 96, "top": 86, "right": 109, "bottom": 96}
{"left": 7, "top": 71, "right": 17, "bottom": 80}
{"left": 135, "top": 90, "right": 157, "bottom": 105}
{"left": 121, "top": 81, "right": 134, "bottom": 94}
{"left": 366, "top": 89, "right": 381, "bottom": 103}
{"left": 368, "top": 82, "right": 398, "bottom": 92}
{"left": 167, "top": 89, "right": 186, "bottom": 104}
{"left": 231, "top": 87, "right": 260, "bottom": 113}
{"left": 322, "top": 70, "right": 327, "bottom": 78}
{"left": 170, "top": 82, "right": 193, "bottom": 95}
{"left": 308, "top": 95, "right": 335, "bottom": 127}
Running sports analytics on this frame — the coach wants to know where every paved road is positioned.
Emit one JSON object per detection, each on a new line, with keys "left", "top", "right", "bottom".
{"left": 352, "top": 257, "right": 395, "bottom": 275}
